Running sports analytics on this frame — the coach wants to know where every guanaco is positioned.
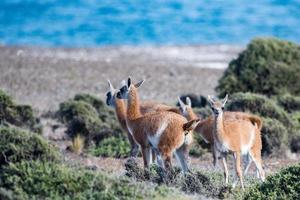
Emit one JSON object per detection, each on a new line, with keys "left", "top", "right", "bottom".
{"left": 178, "top": 97, "right": 262, "bottom": 173}
{"left": 106, "top": 80, "right": 180, "bottom": 157}
{"left": 207, "top": 95, "right": 265, "bottom": 189}
{"left": 116, "top": 78, "right": 200, "bottom": 172}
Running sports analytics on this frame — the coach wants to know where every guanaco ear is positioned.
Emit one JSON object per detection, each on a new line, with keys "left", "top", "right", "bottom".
{"left": 134, "top": 79, "right": 145, "bottom": 88}
{"left": 127, "top": 77, "right": 132, "bottom": 88}
{"left": 207, "top": 95, "right": 214, "bottom": 106}
{"left": 120, "top": 79, "right": 126, "bottom": 88}
{"left": 222, "top": 94, "right": 228, "bottom": 106}
{"left": 107, "top": 79, "right": 114, "bottom": 92}
{"left": 186, "top": 97, "right": 192, "bottom": 107}
{"left": 183, "top": 119, "right": 200, "bottom": 131}
{"left": 178, "top": 97, "right": 185, "bottom": 108}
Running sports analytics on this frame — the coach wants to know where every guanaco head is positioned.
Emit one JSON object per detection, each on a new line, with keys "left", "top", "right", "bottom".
{"left": 207, "top": 94, "right": 228, "bottom": 117}
{"left": 178, "top": 97, "right": 192, "bottom": 117}
{"left": 105, "top": 79, "right": 118, "bottom": 107}
{"left": 116, "top": 77, "right": 144, "bottom": 99}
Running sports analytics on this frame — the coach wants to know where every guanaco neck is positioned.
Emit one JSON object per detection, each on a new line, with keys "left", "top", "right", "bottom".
{"left": 187, "top": 108, "right": 199, "bottom": 121}
{"left": 114, "top": 97, "right": 127, "bottom": 130}
{"left": 213, "top": 112, "right": 226, "bottom": 142}
{"left": 127, "top": 86, "right": 142, "bottom": 120}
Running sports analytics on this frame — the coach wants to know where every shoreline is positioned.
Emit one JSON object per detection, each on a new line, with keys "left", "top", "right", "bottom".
{"left": 0, "top": 45, "right": 242, "bottom": 112}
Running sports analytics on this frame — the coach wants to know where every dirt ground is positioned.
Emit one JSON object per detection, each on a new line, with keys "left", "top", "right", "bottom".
{"left": 0, "top": 45, "right": 242, "bottom": 112}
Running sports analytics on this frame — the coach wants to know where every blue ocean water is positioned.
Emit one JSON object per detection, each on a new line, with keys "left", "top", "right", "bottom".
{"left": 0, "top": 0, "right": 299, "bottom": 47}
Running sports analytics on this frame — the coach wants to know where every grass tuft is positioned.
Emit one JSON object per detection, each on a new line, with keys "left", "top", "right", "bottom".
{"left": 71, "top": 134, "right": 85, "bottom": 154}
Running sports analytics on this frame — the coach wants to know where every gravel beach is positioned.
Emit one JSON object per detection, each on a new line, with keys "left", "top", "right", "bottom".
{"left": 0, "top": 45, "right": 242, "bottom": 112}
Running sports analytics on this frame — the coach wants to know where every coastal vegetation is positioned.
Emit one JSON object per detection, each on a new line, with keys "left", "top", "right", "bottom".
{"left": 0, "top": 37, "right": 299, "bottom": 199}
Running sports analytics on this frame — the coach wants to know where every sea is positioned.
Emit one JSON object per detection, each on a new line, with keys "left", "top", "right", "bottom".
{"left": 0, "top": 0, "right": 299, "bottom": 47}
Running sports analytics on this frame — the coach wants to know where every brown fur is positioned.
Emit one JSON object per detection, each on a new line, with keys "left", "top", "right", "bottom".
{"left": 114, "top": 96, "right": 181, "bottom": 157}
{"left": 107, "top": 79, "right": 180, "bottom": 157}
{"left": 125, "top": 85, "right": 199, "bottom": 171}
{"left": 208, "top": 95, "right": 265, "bottom": 189}
{"left": 178, "top": 99, "right": 263, "bottom": 167}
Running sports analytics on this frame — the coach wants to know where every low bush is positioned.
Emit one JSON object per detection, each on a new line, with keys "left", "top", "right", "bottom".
{"left": 289, "top": 112, "right": 300, "bottom": 152}
{"left": 73, "top": 93, "right": 105, "bottom": 113}
{"left": 58, "top": 100, "right": 103, "bottom": 142}
{"left": 260, "top": 118, "right": 289, "bottom": 156}
{"left": 277, "top": 94, "right": 300, "bottom": 113}
{"left": 226, "top": 92, "right": 292, "bottom": 126}
{"left": 0, "top": 90, "right": 42, "bottom": 134}
{"left": 124, "top": 158, "right": 232, "bottom": 199}
{"left": 57, "top": 93, "right": 123, "bottom": 144}
{"left": 216, "top": 38, "right": 300, "bottom": 97}
{"left": 0, "top": 160, "right": 180, "bottom": 200}
{"left": 291, "top": 111, "right": 300, "bottom": 129}
{"left": 88, "top": 136, "right": 130, "bottom": 158}
{"left": 243, "top": 164, "right": 300, "bottom": 199}
{"left": 74, "top": 94, "right": 121, "bottom": 130}
{"left": 0, "top": 126, "right": 60, "bottom": 168}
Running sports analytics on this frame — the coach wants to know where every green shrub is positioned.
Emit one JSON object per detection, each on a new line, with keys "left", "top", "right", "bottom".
{"left": 260, "top": 118, "right": 289, "bottom": 156}
{"left": 0, "top": 160, "right": 181, "bottom": 200}
{"left": 290, "top": 134, "right": 300, "bottom": 153}
{"left": 73, "top": 93, "right": 121, "bottom": 131}
{"left": 244, "top": 164, "right": 300, "bottom": 200}
{"left": 277, "top": 94, "right": 300, "bottom": 113}
{"left": 0, "top": 90, "right": 42, "bottom": 134}
{"left": 217, "top": 38, "right": 300, "bottom": 97}
{"left": 58, "top": 100, "right": 103, "bottom": 141}
{"left": 88, "top": 136, "right": 130, "bottom": 158}
{"left": 74, "top": 93, "right": 106, "bottom": 113}
{"left": 57, "top": 94, "right": 123, "bottom": 144}
{"left": 0, "top": 126, "right": 59, "bottom": 167}
{"left": 289, "top": 112, "right": 300, "bottom": 152}
{"left": 291, "top": 111, "right": 300, "bottom": 129}
{"left": 226, "top": 92, "right": 292, "bottom": 127}
{"left": 125, "top": 159, "right": 231, "bottom": 199}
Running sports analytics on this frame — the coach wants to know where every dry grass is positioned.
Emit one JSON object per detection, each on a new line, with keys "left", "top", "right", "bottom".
{"left": 70, "top": 134, "right": 85, "bottom": 154}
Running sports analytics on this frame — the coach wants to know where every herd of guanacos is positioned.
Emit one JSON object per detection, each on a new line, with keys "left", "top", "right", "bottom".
{"left": 105, "top": 77, "right": 265, "bottom": 190}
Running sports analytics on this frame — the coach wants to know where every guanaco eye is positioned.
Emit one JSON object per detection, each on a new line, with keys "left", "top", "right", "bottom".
{"left": 221, "top": 107, "right": 224, "bottom": 110}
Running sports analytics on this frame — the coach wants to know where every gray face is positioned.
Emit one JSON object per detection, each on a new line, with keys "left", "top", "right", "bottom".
{"left": 116, "top": 85, "right": 129, "bottom": 99}
{"left": 106, "top": 91, "right": 116, "bottom": 107}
